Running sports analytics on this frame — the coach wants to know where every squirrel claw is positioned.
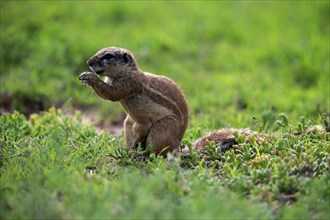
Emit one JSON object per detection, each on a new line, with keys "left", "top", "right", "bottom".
{"left": 79, "top": 72, "right": 97, "bottom": 84}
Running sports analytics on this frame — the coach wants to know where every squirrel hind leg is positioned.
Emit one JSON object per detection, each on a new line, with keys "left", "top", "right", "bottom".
{"left": 146, "top": 118, "right": 182, "bottom": 156}
{"left": 124, "top": 116, "right": 146, "bottom": 152}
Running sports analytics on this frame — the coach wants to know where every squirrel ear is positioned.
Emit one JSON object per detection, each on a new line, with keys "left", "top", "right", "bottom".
{"left": 123, "top": 52, "right": 132, "bottom": 63}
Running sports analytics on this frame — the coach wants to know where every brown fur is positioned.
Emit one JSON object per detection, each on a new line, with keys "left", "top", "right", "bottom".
{"left": 79, "top": 47, "right": 188, "bottom": 156}
{"left": 181, "top": 126, "right": 326, "bottom": 156}
{"left": 181, "top": 128, "right": 267, "bottom": 155}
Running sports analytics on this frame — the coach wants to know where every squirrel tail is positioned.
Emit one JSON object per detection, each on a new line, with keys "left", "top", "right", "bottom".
{"left": 181, "top": 125, "right": 326, "bottom": 156}
{"left": 181, "top": 128, "right": 266, "bottom": 155}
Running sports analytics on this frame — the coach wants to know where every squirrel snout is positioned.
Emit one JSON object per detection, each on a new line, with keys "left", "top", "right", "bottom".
{"left": 87, "top": 58, "right": 95, "bottom": 66}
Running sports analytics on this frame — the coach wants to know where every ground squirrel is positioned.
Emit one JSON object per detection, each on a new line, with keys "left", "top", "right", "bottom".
{"left": 79, "top": 47, "right": 188, "bottom": 156}
{"left": 79, "top": 47, "right": 325, "bottom": 157}
{"left": 78, "top": 47, "right": 266, "bottom": 156}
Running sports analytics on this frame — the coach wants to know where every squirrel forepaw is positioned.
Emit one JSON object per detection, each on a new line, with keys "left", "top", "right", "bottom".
{"left": 79, "top": 72, "right": 98, "bottom": 85}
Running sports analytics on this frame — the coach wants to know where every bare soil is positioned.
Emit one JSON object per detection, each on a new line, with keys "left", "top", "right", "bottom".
{"left": 0, "top": 93, "right": 124, "bottom": 136}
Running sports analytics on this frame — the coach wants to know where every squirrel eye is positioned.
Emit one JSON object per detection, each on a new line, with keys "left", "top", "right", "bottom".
{"left": 101, "top": 54, "right": 115, "bottom": 60}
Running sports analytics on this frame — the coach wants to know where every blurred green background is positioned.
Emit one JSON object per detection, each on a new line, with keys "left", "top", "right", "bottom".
{"left": 1, "top": 1, "right": 329, "bottom": 129}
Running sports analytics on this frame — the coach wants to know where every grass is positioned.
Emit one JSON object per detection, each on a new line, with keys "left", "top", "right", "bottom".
{"left": 1, "top": 1, "right": 329, "bottom": 219}
{"left": 1, "top": 110, "right": 329, "bottom": 219}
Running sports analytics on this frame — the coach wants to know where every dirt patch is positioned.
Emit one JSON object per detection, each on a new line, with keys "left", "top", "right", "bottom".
{"left": 0, "top": 92, "right": 52, "bottom": 116}
{"left": 78, "top": 109, "right": 124, "bottom": 135}
{"left": 0, "top": 92, "right": 124, "bottom": 136}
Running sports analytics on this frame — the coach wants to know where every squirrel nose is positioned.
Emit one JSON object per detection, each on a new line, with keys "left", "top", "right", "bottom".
{"left": 87, "top": 58, "right": 95, "bottom": 66}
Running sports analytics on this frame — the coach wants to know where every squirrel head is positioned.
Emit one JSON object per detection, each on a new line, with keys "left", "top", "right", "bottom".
{"left": 87, "top": 47, "right": 139, "bottom": 78}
